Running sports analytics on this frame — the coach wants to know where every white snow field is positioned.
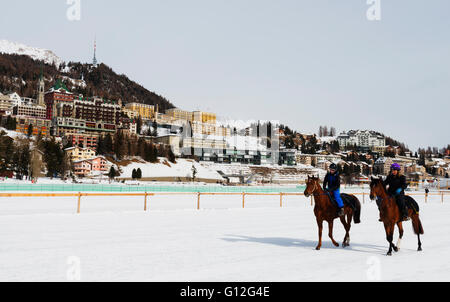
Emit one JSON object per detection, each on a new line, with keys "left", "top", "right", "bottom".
{"left": 0, "top": 190, "right": 449, "bottom": 282}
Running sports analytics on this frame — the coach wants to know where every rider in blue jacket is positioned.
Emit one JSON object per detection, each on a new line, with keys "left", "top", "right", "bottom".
{"left": 323, "top": 164, "right": 345, "bottom": 217}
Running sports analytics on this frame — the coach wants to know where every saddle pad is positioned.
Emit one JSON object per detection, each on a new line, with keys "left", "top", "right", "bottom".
{"left": 404, "top": 195, "right": 420, "bottom": 214}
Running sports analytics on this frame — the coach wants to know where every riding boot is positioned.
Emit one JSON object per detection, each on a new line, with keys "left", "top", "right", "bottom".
{"left": 396, "top": 195, "right": 410, "bottom": 222}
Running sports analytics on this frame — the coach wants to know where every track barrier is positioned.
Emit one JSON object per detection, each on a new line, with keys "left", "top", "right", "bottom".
{"left": 0, "top": 191, "right": 448, "bottom": 214}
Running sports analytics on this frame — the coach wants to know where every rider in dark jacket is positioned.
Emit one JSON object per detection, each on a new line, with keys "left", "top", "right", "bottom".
{"left": 383, "top": 163, "right": 409, "bottom": 221}
{"left": 323, "top": 164, "right": 345, "bottom": 217}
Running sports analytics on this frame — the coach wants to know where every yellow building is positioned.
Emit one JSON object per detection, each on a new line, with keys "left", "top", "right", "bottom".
{"left": 191, "top": 122, "right": 230, "bottom": 137}
{"left": 193, "top": 111, "right": 216, "bottom": 124}
{"left": 125, "top": 103, "right": 155, "bottom": 120}
{"left": 165, "top": 108, "right": 217, "bottom": 125}
{"left": 64, "top": 146, "right": 97, "bottom": 162}
{"left": 165, "top": 108, "right": 192, "bottom": 122}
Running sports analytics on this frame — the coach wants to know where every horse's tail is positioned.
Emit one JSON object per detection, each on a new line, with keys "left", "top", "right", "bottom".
{"left": 412, "top": 216, "right": 425, "bottom": 235}
{"left": 352, "top": 196, "right": 362, "bottom": 224}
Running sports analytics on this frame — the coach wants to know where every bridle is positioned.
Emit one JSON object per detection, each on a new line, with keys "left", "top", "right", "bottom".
{"left": 306, "top": 179, "right": 328, "bottom": 197}
{"left": 370, "top": 182, "right": 388, "bottom": 203}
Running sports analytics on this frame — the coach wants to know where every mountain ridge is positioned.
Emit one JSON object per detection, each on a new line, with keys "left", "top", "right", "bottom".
{"left": 0, "top": 40, "right": 175, "bottom": 111}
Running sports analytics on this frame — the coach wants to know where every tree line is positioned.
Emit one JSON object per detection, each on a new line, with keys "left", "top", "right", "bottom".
{"left": 97, "top": 132, "right": 176, "bottom": 164}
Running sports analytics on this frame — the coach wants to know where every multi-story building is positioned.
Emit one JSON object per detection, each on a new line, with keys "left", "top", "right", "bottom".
{"left": 165, "top": 108, "right": 217, "bottom": 125}
{"left": 124, "top": 103, "right": 155, "bottom": 120}
{"left": 337, "top": 130, "right": 386, "bottom": 151}
{"left": 45, "top": 80, "right": 75, "bottom": 119}
{"left": 7, "top": 92, "right": 23, "bottom": 107}
{"left": 73, "top": 156, "right": 108, "bottom": 177}
{"left": 15, "top": 117, "right": 51, "bottom": 136}
{"left": 65, "top": 146, "right": 97, "bottom": 162}
{"left": 296, "top": 154, "right": 343, "bottom": 166}
{"left": 191, "top": 122, "right": 231, "bottom": 137}
{"left": 374, "top": 157, "right": 414, "bottom": 176}
{"left": 122, "top": 108, "right": 138, "bottom": 120}
{"left": 192, "top": 111, "right": 216, "bottom": 124}
{"left": 53, "top": 117, "right": 116, "bottom": 139}
{"left": 13, "top": 104, "right": 47, "bottom": 119}
{"left": 73, "top": 96, "right": 121, "bottom": 125}
{"left": 65, "top": 134, "right": 99, "bottom": 150}
{"left": 0, "top": 94, "right": 13, "bottom": 114}
{"left": 182, "top": 137, "right": 227, "bottom": 152}
{"left": 165, "top": 108, "right": 192, "bottom": 122}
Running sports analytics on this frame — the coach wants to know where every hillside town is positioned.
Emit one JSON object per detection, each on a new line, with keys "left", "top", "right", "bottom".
{"left": 0, "top": 68, "right": 449, "bottom": 186}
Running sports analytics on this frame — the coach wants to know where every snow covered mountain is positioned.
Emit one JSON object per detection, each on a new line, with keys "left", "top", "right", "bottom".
{"left": 0, "top": 39, "right": 64, "bottom": 68}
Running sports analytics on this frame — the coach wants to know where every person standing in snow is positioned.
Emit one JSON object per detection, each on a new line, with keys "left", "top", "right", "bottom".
{"left": 323, "top": 164, "right": 345, "bottom": 217}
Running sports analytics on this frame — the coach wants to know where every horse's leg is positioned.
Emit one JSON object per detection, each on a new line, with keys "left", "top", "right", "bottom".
{"left": 396, "top": 222, "right": 404, "bottom": 252}
{"left": 346, "top": 212, "right": 352, "bottom": 246}
{"left": 385, "top": 223, "right": 395, "bottom": 256}
{"left": 340, "top": 213, "right": 351, "bottom": 247}
{"left": 411, "top": 215, "right": 423, "bottom": 252}
{"left": 328, "top": 220, "right": 339, "bottom": 247}
{"left": 417, "top": 233, "right": 423, "bottom": 252}
{"left": 316, "top": 219, "right": 323, "bottom": 251}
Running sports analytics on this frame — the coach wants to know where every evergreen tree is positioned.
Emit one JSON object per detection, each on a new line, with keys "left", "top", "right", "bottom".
{"left": 136, "top": 117, "right": 143, "bottom": 135}
{"left": 43, "top": 138, "right": 64, "bottom": 178}
{"left": 96, "top": 135, "right": 105, "bottom": 155}
{"left": 0, "top": 131, "right": 14, "bottom": 173}
{"left": 192, "top": 164, "right": 197, "bottom": 182}
{"left": 151, "top": 121, "right": 158, "bottom": 137}
{"left": 104, "top": 134, "right": 113, "bottom": 155}
{"left": 108, "top": 166, "right": 116, "bottom": 181}
{"left": 27, "top": 124, "right": 33, "bottom": 138}
{"left": 168, "top": 147, "right": 176, "bottom": 163}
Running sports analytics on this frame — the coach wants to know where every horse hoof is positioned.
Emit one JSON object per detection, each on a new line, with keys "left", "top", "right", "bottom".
{"left": 316, "top": 247, "right": 321, "bottom": 251}
{"left": 418, "top": 247, "right": 423, "bottom": 252}
{"left": 387, "top": 252, "right": 392, "bottom": 256}
{"left": 393, "top": 246, "right": 399, "bottom": 253}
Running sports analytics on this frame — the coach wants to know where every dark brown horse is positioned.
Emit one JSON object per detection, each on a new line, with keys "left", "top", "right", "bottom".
{"left": 304, "top": 176, "right": 361, "bottom": 250}
{"left": 369, "top": 177, "right": 424, "bottom": 256}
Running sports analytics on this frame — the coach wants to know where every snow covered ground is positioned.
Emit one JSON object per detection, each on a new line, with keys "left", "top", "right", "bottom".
{"left": 0, "top": 189, "right": 449, "bottom": 282}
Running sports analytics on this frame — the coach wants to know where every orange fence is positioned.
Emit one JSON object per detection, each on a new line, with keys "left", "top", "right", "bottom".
{"left": 0, "top": 191, "right": 449, "bottom": 214}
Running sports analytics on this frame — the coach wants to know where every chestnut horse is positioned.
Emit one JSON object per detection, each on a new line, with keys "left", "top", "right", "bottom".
{"left": 304, "top": 176, "right": 361, "bottom": 250}
{"left": 369, "top": 177, "right": 424, "bottom": 256}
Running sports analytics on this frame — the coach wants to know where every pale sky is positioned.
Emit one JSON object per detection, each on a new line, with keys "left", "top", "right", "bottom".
{"left": 1, "top": 0, "right": 449, "bottom": 151}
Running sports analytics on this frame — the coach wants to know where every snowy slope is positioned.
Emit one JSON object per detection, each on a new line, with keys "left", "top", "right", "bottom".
{"left": 0, "top": 191, "right": 448, "bottom": 281}
{"left": 117, "top": 158, "right": 224, "bottom": 181}
{"left": 0, "top": 40, "right": 64, "bottom": 68}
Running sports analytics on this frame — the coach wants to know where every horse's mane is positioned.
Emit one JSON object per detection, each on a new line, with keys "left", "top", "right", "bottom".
{"left": 371, "top": 177, "right": 388, "bottom": 194}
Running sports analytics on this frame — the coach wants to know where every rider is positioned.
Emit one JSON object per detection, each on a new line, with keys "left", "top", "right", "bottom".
{"left": 323, "top": 163, "right": 345, "bottom": 217}
{"left": 383, "top": 163, "right": 410, "bottom": 222}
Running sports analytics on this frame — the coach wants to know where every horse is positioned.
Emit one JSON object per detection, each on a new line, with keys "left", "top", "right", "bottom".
{"left": 304, "top": 175, "right": 362, "bottom": 251}
{"left": 369, "top": 177, "right": 424, "bottom": 256}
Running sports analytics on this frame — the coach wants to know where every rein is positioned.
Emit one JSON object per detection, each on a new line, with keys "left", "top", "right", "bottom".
{"left": 309, "top": 181, "right": 329, "bottom": 197}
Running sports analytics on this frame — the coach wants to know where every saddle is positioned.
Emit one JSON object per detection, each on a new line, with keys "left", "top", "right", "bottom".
{"left": 376, "top": 195, "right": 420, "bottom": 214}
{"left": 326, "top": 192, "right": 357, "bottom": 211}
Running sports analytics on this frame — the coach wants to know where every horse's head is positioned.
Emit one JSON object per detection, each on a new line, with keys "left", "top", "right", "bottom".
{"left": 369, "top": 176, "right": 385, "bottom": 201}
{"left": 304, "top": 175, "right": 320, "bottom": 198}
